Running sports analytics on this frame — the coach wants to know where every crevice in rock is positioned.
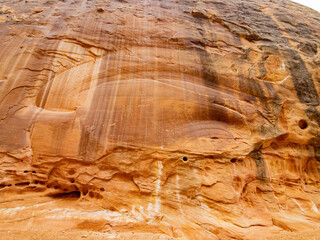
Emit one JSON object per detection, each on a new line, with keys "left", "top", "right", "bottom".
{"left": 47, "top": 190, "right": 81, "bottom": 199}
{"left": 15, "top": 182, "right": 30, "bottom": 186}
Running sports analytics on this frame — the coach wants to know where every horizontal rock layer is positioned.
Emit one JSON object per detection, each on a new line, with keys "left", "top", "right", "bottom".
{"left": 0, "top": 0, "right": 320, "bottom": 239}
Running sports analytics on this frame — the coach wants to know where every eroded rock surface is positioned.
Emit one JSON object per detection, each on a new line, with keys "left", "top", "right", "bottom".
{"left": 0, "top": 0, "right": 320, "bottom": 239}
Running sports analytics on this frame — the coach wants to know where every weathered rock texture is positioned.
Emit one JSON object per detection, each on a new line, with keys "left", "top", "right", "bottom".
{"left": 0, "top": 0, "right": 320, "bottom": 239}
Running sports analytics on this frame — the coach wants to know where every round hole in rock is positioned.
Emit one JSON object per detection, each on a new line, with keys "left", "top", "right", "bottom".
{"left": 34, "top": 181, "right": 38, "bottom": 184}
{"left": 89, "top": 192, "right": 94, "bottom": 198}
{"left": 271, "top": 142, "right": 279, "bottom": 150}
{"left": 183, "top": 157, "right": 188, "bottom": 162}
{"left": 96, "top": 193, "right": 103, "bottom": 199}
{"left": 82, "top": 188, "right": 88, "bottom": 196}
{"left": 70, "top": 178, "right": 75, "bottom": 183}
{"left": 32, "top": 171, "right": 36, "bottom": 173}
{"left": 230, "top": 158, "right": 237, "bottom": 163}
{"left": 24, "top": 170, "right": 28, "bottom": 173}
{"left": 298, "top": 119, "right": 308, "bottom": 129}
{"left": 100, "top": 187, "right": 105, "bottom": 192}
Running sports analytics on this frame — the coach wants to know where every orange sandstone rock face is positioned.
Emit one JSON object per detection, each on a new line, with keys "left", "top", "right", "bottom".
{"left": 0, "top": 0, "right": 320, "bottom": 239}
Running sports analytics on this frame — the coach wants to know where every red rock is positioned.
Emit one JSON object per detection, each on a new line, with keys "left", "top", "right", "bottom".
{"left": 0, "top": 0, "right": 320, "bottom": 239}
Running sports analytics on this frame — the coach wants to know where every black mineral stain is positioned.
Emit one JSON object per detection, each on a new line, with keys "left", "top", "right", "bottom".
{"left": 249, "top": 149, "right": 267, "bottom": 181}
{"left": 297, "top": 41, "right": 318, "bottom": 56}
{"left": 190, "top": 13, "right": 228, "bottom": 124}
{"left": 221, "top": 1, "right": 319, "bottom": 118}
{"left": 283, "top": 48, "right": 320, "bottom": 105}
{"left": 315, "top": 147, "right": 320, "bottom": 162}
{"left": 314, "top": 146, "right": 320, "bottom": 175}
{"left": 258, "top": 59, "right": 267, "bottom": 79}
{"left": 283, "top": 49, "right": 320, "bottom": 128}
{"left": 257, "top": 9, "right": 320, "bottom": 128}
{"left": 196, "top": 46, "right": 219, "bottom": 88}
{"left": 305, "top": 107, "right": 320, "bottom": 127}
{"left": 188, "top": 0, "right": 320, "bottom": 183}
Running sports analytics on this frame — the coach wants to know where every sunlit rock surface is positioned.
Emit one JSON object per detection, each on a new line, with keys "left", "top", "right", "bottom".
{"left": 0, "top": 0, "right": 320, "bottom": 239}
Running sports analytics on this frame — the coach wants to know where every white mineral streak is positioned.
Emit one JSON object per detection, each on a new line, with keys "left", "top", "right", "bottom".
{"left": 311, "top": 201, "right": 319, "bottom": 214}
{"left": 155, "top": 160, "right": 163, "bottom": 213}
{"left": 0, "top": 201, "right": 56, "bottom": 214}
{"left": 46, "top": 209, "right": 139, "bottom": 223}
{"left": 292, "top": 199, "right": 305, "bottom": 212}
{"left": 176, "top": 175, "right": 184, "bottom": 214}
{"left": 130, "top": 205, "right": 144, "bottom": 221}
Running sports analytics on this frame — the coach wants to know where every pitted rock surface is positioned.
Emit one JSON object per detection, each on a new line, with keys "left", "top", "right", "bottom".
{"left": 0, "top": 0, "right": 320, "bottom": 239}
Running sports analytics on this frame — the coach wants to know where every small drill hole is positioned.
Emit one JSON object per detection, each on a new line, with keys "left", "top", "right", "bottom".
{"left": 24, "top": 170, "right": 28, "bottom": 173}
{"left": 100, "top": 188, "right": 105, "bottom": 191}
{"left": 34, "top": 181, "right": 38, "bottom": 184}
{"left": 70, "top": 178, "right": 75, "bottom": 183}
{"left": 298, "top": 119, "right": 308, "bottom": 129}
{"left": 32, "top": 171, "right": 36, "bottom": 173}
{"left": 230, "top": 158, "right": 237, "bottom": 163}
{"left": 183, "top": 157, "right": 188, "bottom": 162}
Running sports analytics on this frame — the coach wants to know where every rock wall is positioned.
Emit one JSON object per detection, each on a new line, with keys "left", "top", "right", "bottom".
{"left": 0, "top": 0, "right": 320, "bottom": 239}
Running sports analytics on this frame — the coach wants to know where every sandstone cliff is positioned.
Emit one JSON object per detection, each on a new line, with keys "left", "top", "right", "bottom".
{"left": 0, "top": 0, "right": 320, "bottom": 239}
